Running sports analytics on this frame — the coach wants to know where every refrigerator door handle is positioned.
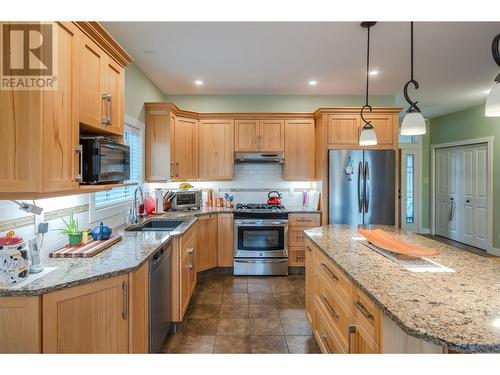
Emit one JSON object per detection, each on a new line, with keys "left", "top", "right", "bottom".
{"left": 358, "top": 161, "right": 364, "bottom": 213}
{"left": 364, "top": 161, "right": 370, "bottom": 213}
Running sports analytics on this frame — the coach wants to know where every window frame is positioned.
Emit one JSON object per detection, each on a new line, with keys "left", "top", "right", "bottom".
{"left": 88, "top": 115, "right": 145, "bottom": 224}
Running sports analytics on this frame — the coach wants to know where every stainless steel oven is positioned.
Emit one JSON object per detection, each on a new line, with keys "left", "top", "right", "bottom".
{"left": 233, "top": 211, "right": 288, "bottom": 275}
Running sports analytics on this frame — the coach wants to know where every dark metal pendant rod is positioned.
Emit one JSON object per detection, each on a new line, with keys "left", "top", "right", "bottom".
{"left": 403, "top": 21, "right": 421, "bottom": 113}
{"left": 360, "top": 21, "right": 376, "bottom": 129}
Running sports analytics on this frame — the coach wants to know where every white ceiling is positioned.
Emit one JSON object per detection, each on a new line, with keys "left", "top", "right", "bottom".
{"left": 102, "top": 22, "right": 500, "bottom": 117}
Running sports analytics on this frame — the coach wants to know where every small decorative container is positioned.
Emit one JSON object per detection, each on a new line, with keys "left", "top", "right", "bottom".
{"left": 90, "top": 222, "right": 112, "bottom": 241}
{"left": 0, "top": 231, "right": 30, "bottom": 286}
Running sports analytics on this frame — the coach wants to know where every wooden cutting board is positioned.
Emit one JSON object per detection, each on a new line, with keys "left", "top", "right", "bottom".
{"left": 358, "top": 229, "right": 438, "bottom": 258}
{"left": 49, "top": 236, "right": 122, "bottom": 258}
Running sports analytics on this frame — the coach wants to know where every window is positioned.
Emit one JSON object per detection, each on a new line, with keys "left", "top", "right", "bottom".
{"left": 89, "top": 121, "right": 144, "bottom": 223}
{"left": 405, "top": 153, "right": 415, "bottom": 224}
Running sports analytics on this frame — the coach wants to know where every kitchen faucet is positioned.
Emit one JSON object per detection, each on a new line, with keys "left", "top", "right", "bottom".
{"left": 129, "top": 186, "right": 145, "bottom": 224}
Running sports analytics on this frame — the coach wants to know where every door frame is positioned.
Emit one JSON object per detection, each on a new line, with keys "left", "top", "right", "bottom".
{"left": 430, "top": 136, "right": 494, "bottom": 253}
{"left": 400, "top": 143, "right": 422, "bottom": 233}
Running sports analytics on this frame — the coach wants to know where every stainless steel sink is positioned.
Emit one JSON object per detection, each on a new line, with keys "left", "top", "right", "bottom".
{"left": 125, "top": 219, "right": 185, "bottom": 232}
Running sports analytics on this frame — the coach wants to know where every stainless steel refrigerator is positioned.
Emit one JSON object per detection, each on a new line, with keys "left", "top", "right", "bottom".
{"left": 329, "top": 149, "right": 395, "bottom": 225}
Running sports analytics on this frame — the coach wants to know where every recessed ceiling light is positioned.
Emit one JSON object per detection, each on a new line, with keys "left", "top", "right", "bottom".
{"left": 309, "top": 80, "right": 318, "bottom": 86}
{"left": 369, "top": 70, "right": 379, "bottom": 76}
{"left": 195, "top": 80, "right": 203, "bottom": 86}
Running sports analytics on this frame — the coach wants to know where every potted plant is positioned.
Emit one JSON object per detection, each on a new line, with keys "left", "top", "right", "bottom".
{"left": 59, "top": 213, "right": 83, "bottom": 246}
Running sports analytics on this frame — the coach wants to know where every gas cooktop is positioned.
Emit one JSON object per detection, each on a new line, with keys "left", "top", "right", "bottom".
{"left": 235, "top": 203, "right": 286, "bottom": 211}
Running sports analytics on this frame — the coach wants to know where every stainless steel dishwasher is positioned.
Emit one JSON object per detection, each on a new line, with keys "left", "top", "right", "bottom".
{"left": 149, "top": 242, "right": 172, "bottom": 353}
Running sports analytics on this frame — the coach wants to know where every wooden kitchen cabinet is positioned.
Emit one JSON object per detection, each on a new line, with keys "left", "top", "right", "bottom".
{"left": 0, "top": 296, "right": 42, "bottom": 353}
{"left": 305, "top": 241, "right": 314, "bottom": 325}
{"left": 179, "top": 225, "right": 197, "bottom": 319}
{"left": 42, "top": 274, "right": 129, "bottom": 353}
{"left": 288, "top": 213, "right": 320, "bottom": 267}
{"left": 198, "top": 119, "right": 235, "bottom": 179}
{"left": 259, "top": 119, "right": 285, "bottom": 152}
{"left": 79, "top": 33, "right": 124, "bottom": 135}
{"left": 328, "top": 114, "right": 361, "bottom": 146}
{"left": 363, "top": 113, "right": 395, "bottom": 146}
{"left": 284, "top": 119, "right": 315, "bottom": 180}
{"left": 234, "top": 119, "right": 284, "bottom": 152}
{"left": 171, "top": 116, "right": 198, "bottom": 179}
{"left": 0, "top": 22, "right": 80, "bottom": 195}
{"left": 218, "top": 213, "right": 234, "bottom": 267}
{"left": 145, "top": 109, "right": 172, "bottom": 181}
{"left": 196, "top": 214, "right": 218, "bottom": 272}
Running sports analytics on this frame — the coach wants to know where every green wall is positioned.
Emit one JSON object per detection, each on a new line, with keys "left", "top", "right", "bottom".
{"left": 163, "top": 94, "right": 396, "bottom": 112}
{"left": 124, "top": 63, "right": 164, "bottom": 122}
{"left": 428, "top": 104, "right": 500, "bottom": 248}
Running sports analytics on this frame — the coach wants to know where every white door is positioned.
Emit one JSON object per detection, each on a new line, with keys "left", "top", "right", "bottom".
{"left": 401, "top": 147, "right": 420, "bottom": 233}
{"left": 435, "top": 143, "right": 489, "bottom": 249}
{"left": 435, "top": 148, "right": 459, "bottom": 241}
{"left": 460, "top": 144, "right": 489, "bottom": 249}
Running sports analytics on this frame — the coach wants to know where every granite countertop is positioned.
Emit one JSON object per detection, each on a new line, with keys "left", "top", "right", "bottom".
{"left": 304, "top": 225, "right": 500, "bottom": 353}
{"left": 1, "top": 206, "right": 320, "bottom": 297}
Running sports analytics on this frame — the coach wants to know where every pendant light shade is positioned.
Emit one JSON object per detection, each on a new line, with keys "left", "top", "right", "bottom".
{"left": 401, "top": 110, "right": 426, "bottom": 135}
{"left": 401, "top": 22, "right": 426, "bottom": 136}
{"left": 359, "top": 22, "right": 377, "bottom": 146}
{"left": 485, "top": 34, "right": 500, "bottom": 117}
{"left": 485, "top": 78, "right": 500, "bottom": 117}
{"left": 359, "top": 126, "right": 377, "bottom": 146}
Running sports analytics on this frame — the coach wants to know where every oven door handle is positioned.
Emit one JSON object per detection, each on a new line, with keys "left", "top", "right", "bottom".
{"left": 234, "top": 259, "right": 288, "bottom": 264}
{"left": 235, "top": 221, "right": 288, "bottom": 226}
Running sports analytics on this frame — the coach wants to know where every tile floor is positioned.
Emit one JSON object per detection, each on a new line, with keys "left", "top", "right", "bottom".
{"left": 161, "top": 274, "right": 321, "bottom": 354}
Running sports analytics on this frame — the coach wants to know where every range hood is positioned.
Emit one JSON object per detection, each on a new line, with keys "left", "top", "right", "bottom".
{"left": 235, "top": 152, "right": 284, "bottom": 164}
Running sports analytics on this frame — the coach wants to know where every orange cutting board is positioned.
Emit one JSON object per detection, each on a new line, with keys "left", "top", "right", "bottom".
{"left": 358, "top": 229, "right": 438, "bottom": 257}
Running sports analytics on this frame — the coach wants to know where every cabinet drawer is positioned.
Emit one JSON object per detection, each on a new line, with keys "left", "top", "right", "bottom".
{"left": 352, "top": 287, "right": 381, "bottom": 345}
{"left": 313, "top": 296, "right": 345, "bottom": 354}
{"left": 289, "top": 214, "right": 320, "bottom": 227}
{"left": 288, "top": 247, "right": 306, "bottom": 266}
{"left": 313, "top": 271, "right": 352, "bottom": 351}
{"left": 314, "top": 250, "right": 353, "bottom": 306}
{"left": 289, "top": 227, "right": 309, "bottom": 247}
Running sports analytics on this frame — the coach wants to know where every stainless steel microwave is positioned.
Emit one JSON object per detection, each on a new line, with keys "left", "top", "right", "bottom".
{"left": 80, "top": 136, "right": 130, "bottom": 184}
{"left": 172, "top": 189, "right": 202, "bottom": 210}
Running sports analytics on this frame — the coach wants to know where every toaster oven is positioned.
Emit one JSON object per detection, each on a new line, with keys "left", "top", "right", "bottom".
{"left": 172, "top": 189, "right": 202, "bottom": 210}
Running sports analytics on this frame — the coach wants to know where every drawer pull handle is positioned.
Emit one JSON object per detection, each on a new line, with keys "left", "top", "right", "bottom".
{"left": 347, "top": 325, "right": 356, "bottom": 354}
{"left": 321, "top": 333, "right": 332, "bottom": 354}
{"left": 185, "top": 264, "right": 193, "bottom": 270}
{"left": 320, "top": 262, "right": 339, "bottom": 281}
{"left": 185, "top": 247, "right": 194, "bottom": 254}
{"left": 354, "top": 300, "right": 374, "bottom": 320}
{"left": 305, "top": 245, "right": 312, "bottom": 252}
{"left": 320, "top": 294, "right": 339, "bottom": 319}
{"left": 122, "top": 281, "right": 128, "bottom": 320}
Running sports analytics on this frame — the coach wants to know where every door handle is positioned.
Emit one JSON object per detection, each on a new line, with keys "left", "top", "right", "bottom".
{"left": 75, "top": 145, "right": 83, "bottom": 182}
{"left": 364, "top": 161, "right": 370, "bottom": 213}
{"left": 347, "top": 325, "right": 357, "bottom": 354}
{"left": 107, "top": 94, "right": 112, "bottom": 125}
{"left": 122, "top": 281, "right": 128, "bottom": 320}
{"left": 101, "top": 93, "right": 110, "bottom": 125}
{"left": 357, "top": 161, "right": 363, "bottom": 213}
{"left": 320, "top": 333, "right": 333, "bottom": 354}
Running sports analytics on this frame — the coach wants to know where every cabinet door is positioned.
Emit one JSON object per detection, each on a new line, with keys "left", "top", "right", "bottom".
{"left": 364, "top": 113, "right": 394, "bottom": 146}
{"left": 284, "top": 119, "right": 315, "bottom": 180}
{"left": 235, "top": 119, "right": 259, "bottom": 151}
{"left": 351, "top": 324, "right": 380, "bottom": 354}
{"left": 79, "top": 34, "right": 106, "bottom": 130}
{"left": 180, "top": 226, "right": 197, "bottom": 318}
{"left": 43, "top": 22, "right": 80, "bottom": 192}
{"left": 198, "top": 119, "right": 234, "bottom": 179}
{"left": 145, "top": 111, "right": 172, "bottom": 181}
{"left": 102, "top": 56, "right": 124, "bottom": 135}
{"left": 43, "top": 274, "right": 129, "bottom": 353}
{"left": 305, "top": 242, "right": 314, "bottom": 324}
{"left": 217, "top": 213, "right": 234, "bottom": 267}
{"left": 196, "top": 214, "right": 218, "bottom": 272}
{"left": 172, "top": 116, "right": 198, "bottom": 179}
{"left": 328, "top": 114, "right": 360, "bottom": 146}
{"left": 259, "top": 119, "right": 284, "bottom": 151}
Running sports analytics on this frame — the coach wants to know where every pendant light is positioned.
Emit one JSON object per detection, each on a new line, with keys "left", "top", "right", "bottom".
{"left": 401, "top": 22, "right": 426, "bottom": 135}
{"left": 359, "top": 22, "right": 377, "bottom": 146}
{"left": 485, "top": 33, "right": 500, "bottom": 117}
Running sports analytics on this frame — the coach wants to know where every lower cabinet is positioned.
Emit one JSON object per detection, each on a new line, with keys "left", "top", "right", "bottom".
{"left": 196, "top": 214, "right": 218, "bottom": 272}
{"left": 288, "top": 213, "right": 321, "bottom": 267}
{"left": 174, "top": 224, "right": 197, "bottom": 321}
{"left": 305, "top": 242, "right": 314, "bottom": 324}
{"left": 42, "top": 274, "right": 130, "bottom": 353}
{"left": 218, "top": 213, "right": 234, "bottom": 267}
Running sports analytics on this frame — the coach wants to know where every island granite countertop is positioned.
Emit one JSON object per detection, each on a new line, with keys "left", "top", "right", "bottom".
{"left": 304, "top": 224, "right": 500, "bottom": 353}
{"left": 1, "top": 206, "right": 320, "bottom": 297}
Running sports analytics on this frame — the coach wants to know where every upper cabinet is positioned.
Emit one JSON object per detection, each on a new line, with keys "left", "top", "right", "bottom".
{"left": 325, "top": 110, "right": 399, "bottom": 150}
{"left": 145, "top": 109, "right": 172, "bottom": 181}
{"left": 235, "top": 119, "right": 284, "bottom": 152}
{"left": 284, "top": 119, "right": 315, "bottom": 180}
{"left": 171, "top": 116, "right": 199, "bottom": 180}
{"left": 198, "top": 119, "right": 235, "bottom": 180}
{"left": 79, "top": 33, "right": 124, "bottom": 135}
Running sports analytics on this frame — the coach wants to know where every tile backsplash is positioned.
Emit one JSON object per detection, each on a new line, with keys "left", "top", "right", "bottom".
{"left": 0, "top": 163, "right": 320, "bottom": 259}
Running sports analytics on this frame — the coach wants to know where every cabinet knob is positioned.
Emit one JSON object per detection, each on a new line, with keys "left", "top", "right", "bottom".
{"left": 185, "top": 247, "right": 194, "bottom": 254}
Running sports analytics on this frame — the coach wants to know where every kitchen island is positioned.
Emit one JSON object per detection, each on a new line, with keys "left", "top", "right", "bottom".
{"left": 304, "top": 225, "right": 500, "bottom": 353}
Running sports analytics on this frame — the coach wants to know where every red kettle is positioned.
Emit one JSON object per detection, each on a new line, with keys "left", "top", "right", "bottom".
{"left": 267, "top": 191, "right": 282, "bottom": 205}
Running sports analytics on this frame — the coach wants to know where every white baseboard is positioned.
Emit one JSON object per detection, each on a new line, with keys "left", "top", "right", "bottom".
{"left": 418, "top": 228, "right": 431, "bottom": 234}
{"left": 487, "top": 246, "right": 500, "bottom": 257}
